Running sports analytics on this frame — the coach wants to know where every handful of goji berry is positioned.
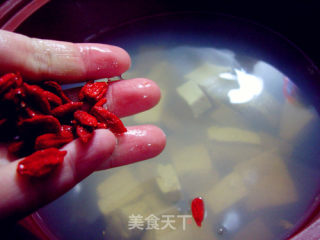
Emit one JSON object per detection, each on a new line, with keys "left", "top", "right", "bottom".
{"left": 0, "top": 73, "right": 127, "bottom": 177}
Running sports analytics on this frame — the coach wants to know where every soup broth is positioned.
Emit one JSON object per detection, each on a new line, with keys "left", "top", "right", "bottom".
{"left": 35, "top": 13, "right": 320, "bottom": 240}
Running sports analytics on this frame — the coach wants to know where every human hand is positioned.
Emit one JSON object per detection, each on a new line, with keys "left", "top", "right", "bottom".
{"left": 0, "top": 30, "right": 166, "bottom": 221}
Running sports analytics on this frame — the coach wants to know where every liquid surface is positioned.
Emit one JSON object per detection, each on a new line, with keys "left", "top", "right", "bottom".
{"left": 36, "top": 14, "right": 320, "bottom": 240}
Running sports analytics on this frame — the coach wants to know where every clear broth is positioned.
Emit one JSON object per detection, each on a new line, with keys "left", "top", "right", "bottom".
{"left": 36, "top": 13, "right": 320, "bottom": 240}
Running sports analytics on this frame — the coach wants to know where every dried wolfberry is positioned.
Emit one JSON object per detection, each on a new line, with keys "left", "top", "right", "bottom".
{"left": 2, "top": 87, "right": 25, "bottom": 104}
{"left": 8, "top": 140, "right": 25, "bottom": 155}
{"left": 0, "top": 73, "right": 128, "bottom": 177}
{"left": 18, "top": 115, "right": 61, "bottom": 136}
{"left": 0, "top": 73, "right": 19, "bottom": 95}
{"left": 97, "top": 122, "right": 107, "bottom": 129}
{"left": 76, "top": 125, "right": 92, "bottom": 143}
{"left": 191, "top": 197, "right": 205, "bottom": 227}
{"left": 79, "top": 82, "right": 108, "bottom": 102}
{"left": 60, "top": 125, "right": 74, "bottom": 138}
{"left": 23, "top": 83, "right": 51, "bottom": 114}
{"left": 91, "top": 106, "right": 127, "bottom": 134}
{"left": 74, "top": 110, "right": 98, "bottom": 128}
{"left": 43, "top": 91, "right": 62, "bottom": 106}
{"left": 93, "top": 98, "right": 107, "bottom": 108}
{"left": 42, "top": 81, "right": 71, "bottom": 103}
{"left": 34, "top": 132, "right": 73, "bottom": 150}
{"left": 24, "top": 106, "right": 38, "bottom": 118}
{"left": 17, "top": 148, "right": 67, "bottom": 177}
{"left": 51, "top": 102, "right": 83, "bottom": 118}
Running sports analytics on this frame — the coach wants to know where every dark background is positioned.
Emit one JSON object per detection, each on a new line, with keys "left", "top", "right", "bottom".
{"left": 16, "top": 0, "right": 320, "bottom": 71}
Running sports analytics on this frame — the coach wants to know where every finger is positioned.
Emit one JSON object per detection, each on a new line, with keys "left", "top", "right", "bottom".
{"left": 0, "top": 129, "right": 116, "bottom": 221}
{"left": 98, "top": 125, "right": 166, "bottom": 170}
{"left": 64, "top": 78, "right": 161, "bottom": 117}
{"left": 0, "top": 30, "right": 131, "bottom": 83}
{"left": 106, "top": 78, "right": 161, "bottom": 117}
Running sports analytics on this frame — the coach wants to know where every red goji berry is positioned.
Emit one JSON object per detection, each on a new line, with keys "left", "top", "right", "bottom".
{"left": 91, "top": 106, "right": 127, "bottom": 134}
{"left": 51, "top": 102, "right": 83, "bottom": 118}
{"left": 8, "top": 140, "right": 25, "bottom": 155}
{"left": 74, "top": 110, "right": 98, "bottom": 128}
{"left": 93, "top": 98, "right": 107, "bottom": 108}
{"left": 79, "top": 82, "right": 108, "bottom": 102}
{"left": 19, "top": 115, "right": 61, "bottom": 136}
{"left": 23, "top": 83, "right": 51, "bottom": 114}
{"left": 43, "top": 91, "right": 62, "bottom": 106}
{"left": 191, "top": 197, "right": 205, "bottom": 227}
{"left": 42, "top": 81, "right": 71, "bottom": 103}
{"left": 34, "top": 132, "right": 74, "bottom": 150}
{"left": 2, "top": 87, "right": 25, "bottom": 104}
{"left": 76, "top": 125, "right": 93, "bottom": 143}
{"left": 0, "top": 73, "right": 19, "bottom": 96}
{"left": 0, "top": 73, "right": 128, "bottom": 177}
{"left": 60, "top": 125, "right": 74, "bottom": 138}
{"left": 17, "top": 148, "right": 67, "bottom": 177}
{"left": 97, "top": 122, "right": 107, "bottom": 129}
{"left": 24, "top": 107, "right": 38, "bottom": 118}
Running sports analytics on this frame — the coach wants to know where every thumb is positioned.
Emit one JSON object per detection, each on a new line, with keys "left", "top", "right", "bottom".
{"left": 0, "top": 129, "right": 116, "bottom": 221}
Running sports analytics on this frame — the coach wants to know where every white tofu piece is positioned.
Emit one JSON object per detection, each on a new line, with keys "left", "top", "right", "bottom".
{"left": 97, "top": 168, "right": 147, "bottom": 215}
{"left": 227, "top": 89, "right": 282, "bottom": 128}
{"left": 176, "top": 80, "right": 211, "bottom": 117}
{"left": 184, "top": 62, "right": 237, "bottom": 103}
{"left": 279, "top": 102, "right": 315, "bottom": 142}
{"left": 156, "top": 164, "right": 181, "bottom": 202}
{"left": 207, "top": 126, "right": 261, "bottom": 144}
{"left": 208, "top": 142, "right": 262, "bottom": 166}
{"left": 185, "top": 62, "right": 232, "bottom": 84}
{"left": 171, "top": 144, "right": 212, "bottom": 175}
{"left": 107, "top": 193, "right": 179, "bottom": 239}
{"left": 168, "top": 140, "right": 219, "bottom": 196}
{"left": 235, "top": 150, "right": 298, "bottom": 211}
{"left": 210, "top": 103, "right": 247, "bottom": 128}
{"left": 206, "top": 171, "right": 248, "bottom": 214}
{"left": 259, "top": 132, "right": 292, "bottom": 156}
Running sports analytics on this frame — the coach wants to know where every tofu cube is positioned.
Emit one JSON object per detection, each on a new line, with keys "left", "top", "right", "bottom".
{"left": 107, "top": 192, "right": 179, "bottom": 239}
{"left": 185, "top": 62, "right": 232, "bottom": 84}
{"left": 231, "top": 91, "right": 282, "bottom": 128}
{"left": 235, "top": 150, "right": 298, "bottom": 211}
{"left": 176, "top": 80, "right": 211, "bottom": 117}
{"left": 170, "top": 143, "right": 219, "bottom": 197}
{"left": 206, "top": 171, "right": 248, "bottom": 214}
{"left": 97, "top": 168, "right": 147, "bottom": 215}
{"left": 171, "top": 144, "right": 212, "bottom": 175}
{"left": 210, "top": 103, "right": 247, "bottom": 128}
{"left": 208, "top": 142, "right": 261, "bottom": 167}
{"left": 207, "top": 126, "right": 261, "bottom": 144}
{"left": 156, "top": 164, "right": 181, "bottom": 202}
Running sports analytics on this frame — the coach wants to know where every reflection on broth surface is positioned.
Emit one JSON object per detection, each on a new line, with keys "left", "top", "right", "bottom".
{"left": 36, "top": 15, "right": 320, "bottom": 240}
